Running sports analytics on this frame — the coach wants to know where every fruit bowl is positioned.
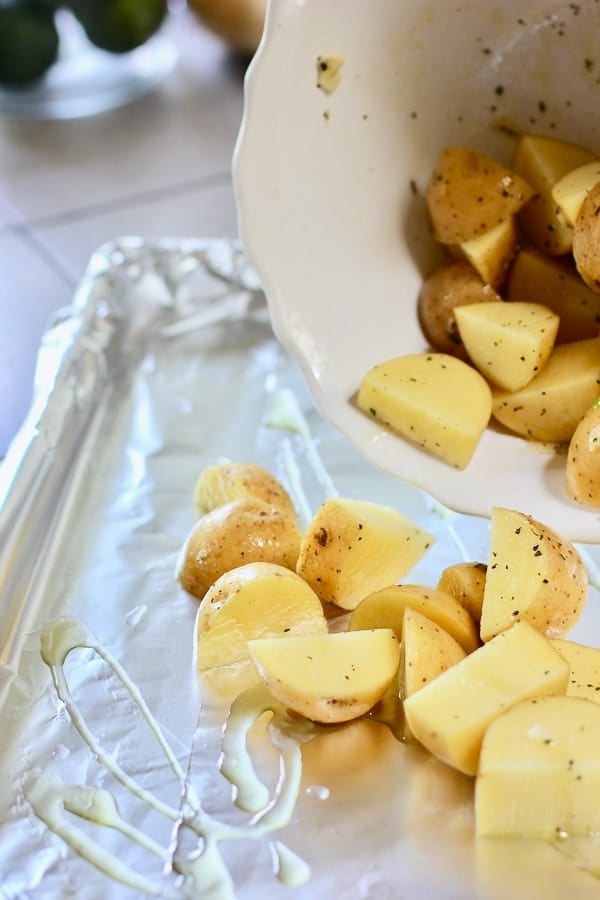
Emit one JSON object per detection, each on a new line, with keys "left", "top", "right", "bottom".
{"left": 234, "top": 0, "right": 600, "bottom": 542}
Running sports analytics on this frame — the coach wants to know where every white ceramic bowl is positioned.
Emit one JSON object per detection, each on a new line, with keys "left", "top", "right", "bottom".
{"left": 234, "top": 0, "right": 600, "bottom": 543}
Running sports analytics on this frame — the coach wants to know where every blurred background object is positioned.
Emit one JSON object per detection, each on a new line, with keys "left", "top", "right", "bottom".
{"left": 187, "top": 0, "right": 267, "bottom": 55}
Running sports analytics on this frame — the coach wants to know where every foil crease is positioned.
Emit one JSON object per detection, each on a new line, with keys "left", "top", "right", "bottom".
{"left": 1, "top": 237, "right": 600, "bottom": 899}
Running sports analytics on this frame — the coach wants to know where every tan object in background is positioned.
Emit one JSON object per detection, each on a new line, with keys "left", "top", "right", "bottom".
{"left": 187, "top": 0, "right": 267, "bottom": 54}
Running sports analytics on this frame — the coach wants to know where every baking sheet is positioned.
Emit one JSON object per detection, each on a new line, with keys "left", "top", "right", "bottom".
{"left": 1, "top": 237, "right": 600, "bottom": 899}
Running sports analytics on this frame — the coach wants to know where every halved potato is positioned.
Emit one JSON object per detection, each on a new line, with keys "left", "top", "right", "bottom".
{"left": 426, "top": 147, "right": 534, "bottom": 244}
{"left": 348, "top": 583, "right": 479, "bottom": 654}
{"left": 450, "top": 216, "right": 518, "bottom": 291}
{"left": 507, "top": 247, "right": 600, "bottom": 344}
{"left": 401, "top": 607, "right": 466, "bottom": 699}
{"left": 480, "top": 507, "right": 587, "bottom": 643}
{"left": 552, "top": 160, "right": 600, "bottom": 227}
{"left": 476, "top": 696, "right": 600, "bottom": 838}
{"left": 491, "top": 336, "right": 600, "bottom": 443}
{"left": 403, "top": 621, "right": 569, "bottom": 776}
{"left": 550, "top": 639, "right": 600, "bottom": 702}
{"left": 513, "top": 134, "right": 596, "bottom": 254}
{"left": 177, "top": 497, "right": 302, "bottom": 600}
{"left": 358, "top": 352, "right": 492, "bottom": 469}
{"left": 455, "top": 301, "right": 559, "bottom": 391}
{"left": 417, "top": 260, "right": 501, "bottom": 359}
{"left": 194, "top": 562, "right": 328, "bottom": 670}
{"left": 566, "top": 399, "right": 600, "bottom": 506}
{"left": 436, "top": 562, "right": 487, "bottom": 625}
{"left": 573, "top": 182, "right": 600, "bottom": 292}
{"left": 295, "top": 498, "right": 433, "bottom": 611}
{"left": 194, "top": 462, "right": 296, "bottom": 520}
{"left": 248, "top": 629, "right": 401, "bottom": 724}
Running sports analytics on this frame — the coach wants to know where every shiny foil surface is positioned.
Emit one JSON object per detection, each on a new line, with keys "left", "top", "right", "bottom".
{"left": 1, "top": 237, "right": 600, "bottom": 899}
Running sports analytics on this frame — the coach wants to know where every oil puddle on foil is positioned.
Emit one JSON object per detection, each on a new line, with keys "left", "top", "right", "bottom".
{"left": 29, "top": 617, "right": 311, "bottom": 899}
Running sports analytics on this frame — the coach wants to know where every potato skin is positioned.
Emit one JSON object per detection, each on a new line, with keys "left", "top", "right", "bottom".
{"left": 177, "top": 497, "right": 302, "bottom": 600}
{"left": 194, "top": 461, "right": 296, "bottom": 520}
{"left": 573, "top": 182, "right": 600, "bottom": 293}
{"left": 566, "top": 400, "right": 600, "bottom": 507}
{"left": 418, "top": 260, "right": 501, "bottom": 359}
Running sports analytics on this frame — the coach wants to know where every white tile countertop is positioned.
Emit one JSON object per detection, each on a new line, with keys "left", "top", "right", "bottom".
{"left": 0, "top": 5, "right": 244, "bottom": 456}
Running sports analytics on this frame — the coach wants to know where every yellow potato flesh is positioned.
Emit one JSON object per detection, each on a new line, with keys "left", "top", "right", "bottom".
{"left": 451, "top": 216, "right": 518, "bottom": 291}
{"left": 491, "top": 336, "right": 600, "bottom": 443}
{"left": 455, "top": 301, "right": 559, "bottom": 391}
{"left": 552, "top": 160, "right": 600, "bottom": 226}
{"left": 436, "top": 561, "right": 487, "bottom": 625}
{"left": 358, "top": 353, "right": 492, "bottom": 469}
{"left": 507, "top": 247, "right": 600, "bottom": 344}
{"left": 349, "top": 583, "right": 479, "bottom": 654}
{"left": 194, "top": 562, "right": 328, "bottom": 670}
{"left": 551, "top": 639, "right": 600, "bottom": 702}
{"left": 480, "top": 507, "right": 587, "bottom": 643}
{"left": 476, "top": 696, "right": 600, "bottom": 838}
{"left": 566, "top": 400, "right": 600, "bottom": 507}
{"left": 194, "top": 461, "right": 296, "bottom": 519}
{"left": 403, "top": 621, "right": 569, "bottom": 776}
{"left": 513, "top": 134, "right": 596, "bottom": 254}
{"left": 401, "top": 607, "right": 466, "bottom": 699}
{"left": 296, "top": 497, "right": 433, "bottom": 611}
{"left": 248, "top": 629, "right": 400, "bottom": 724}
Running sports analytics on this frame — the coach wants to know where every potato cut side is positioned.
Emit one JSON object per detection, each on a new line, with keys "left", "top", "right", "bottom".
{"left": 403, "top": 621, "right": 569, "bottom": 776}
{"left": 455, "top": 301, "right": 559, "bottom": 391}
{"left": 194, "top": 462, "right": 296, "bottom": 520}
{"left": 513, "top": 135, "right": 596, "bottom": 254}
{"left": 349, "top": 583, "right": 479, "bottom": 653}
{"left": 451, "top": 217, "right": 518, "bottom": 291}
{"left": 194, "top": 562, "right": 328, "bottom": 670}
{"left": 358, "top": 353, "right": 492, "bottom": 469}
{"left": 566, "top": 400, "right": 600, "bottom": 507}
{"left": 436, "top": 562, "right": 487, "bottom": 625}
{"left": 295, "top": 498, "right": 433, "bottom": 611}
{"left": 552, "top": 160, "right": 600, "bottom": 227}
{"left": 507, "top": 247, "right": 600, "bottom": 344}
{"left": 177, "top": 497, "right": 302, "bottom": 600}
{"left": 248, "top": 629, "right": 401, "bottom": 724}
{"left": 426, "top": 147, "right": 534, "bottom": 244}
{"left": 401, "top": 608, "right": 466, "bottom": 699}
{"left": 551, "top": 639, "right": 600, "bottom": 702}
{"left": 480, "top": 507, "right": 587, "bottom": 643}
{"left": 491, "top": 336, "right": 600, "bottom": 443}
{"left": 476, "top": 696, "right": 600, "bottom": 838}
{"left": 573, "top": 182, "right": 600, "bottom": 293}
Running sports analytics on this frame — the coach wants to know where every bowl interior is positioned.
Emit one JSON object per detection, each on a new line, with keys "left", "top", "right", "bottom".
{"left": 235, "top": 0, "right": 600, "bottom": 541}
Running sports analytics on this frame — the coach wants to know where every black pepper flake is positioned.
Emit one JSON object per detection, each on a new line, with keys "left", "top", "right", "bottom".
{"left": 410, "top": 111, "right": 418, "bottom": 119}
{"left": 495, "top": 85, "right": 504, "bottom": 95}
{"left": 585, "top": 58, "right": 594, "bottom": 72}
{"left": 538, "top": 100, "right": 547, "bottom": 113}
{"left": 409, "top": 179, "right": 418, "bottom": 195}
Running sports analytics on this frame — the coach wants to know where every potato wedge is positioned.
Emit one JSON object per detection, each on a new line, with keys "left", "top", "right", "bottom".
{"left": 455, "top": 301, "right": 559, "bottom": 391}
{"left": 476, "top": 696, "right": 600, "bottom": 838}
{"left": 248, "top": 629, "right": 400, "bottom": 724}
{"left": 426, "top": 147, "right": 534, "bottom": 244}
{"left": 480, "top": 507, "right": 587, "bottom": 642}
{"left": 450, "top": 216, "right": 518, "bottom": 291}
{"left": 349, "top": 583, "right": 479, "bottom": 653}
{"left": 436, "top": 562, "right": 487, "bottom": 625}
{"left": 513, "top": 135, "right": 596, "bottom": 254}
{"left": 295, "top": 498, "right": 433, "bottom": 611}
{"left": 507, "top": 247, "right": 600, "bottom": 344}
{"left": 193, "top": 562, "right": 328, "bottom": 670}
{"left": 358, "top": 353, "right": 492, "bottom": 469}
{"left": 401, "top": 608, "right": 466, "bottom": 698}
{"left": 417, "top": 260, "right": 501, "bottom": 359}
{"left": 566, "top": 399, "right": 600, "bottom": 506}
{"left": 177, "top": 497, "right": 301, "bottom": 600}
{"left": 552, "top": 160, "right": 600, "bottom": 227}
{"left": 573, "top": 182, "right": 600, "bottom": 292}
{"left": 403, "top": 621, "right": 569, "bottom": 776}
{"left": 194, "top": 462, "right": 296, "bottom": 520}
{"left": 550, "top": 639, "right": 600, "bottom": 702}
{"left": 491, "top": 336, "right": 600, "bottom": 443}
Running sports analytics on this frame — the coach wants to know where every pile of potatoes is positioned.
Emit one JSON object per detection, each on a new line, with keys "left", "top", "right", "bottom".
{"left": 358, "top": 135, "right": 600, "bottom": 507}
{"left": 177, "top": 461, "right": 600, "bottom": 840}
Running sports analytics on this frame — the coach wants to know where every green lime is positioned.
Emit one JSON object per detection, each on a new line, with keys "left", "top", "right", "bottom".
{"left": 0, "top": 2, "right": 59, "bottom": 86}
{"left": 70, "top": 0, "right": 168, "bottom": 54}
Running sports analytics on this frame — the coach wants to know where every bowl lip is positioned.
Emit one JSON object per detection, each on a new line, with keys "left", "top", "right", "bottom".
{"left": 232, "top": 1, "right": 600, "bottom": 544}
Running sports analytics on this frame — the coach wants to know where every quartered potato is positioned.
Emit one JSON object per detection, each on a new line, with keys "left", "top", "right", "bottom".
{"left": 401, "top": 607, "right": 466, "bottom": 699}
{"left": 403, "top": 621, "right": 569, "bottom": 776}
{"left": 194, "top": 562, "right": 328, "bottom": 670}
{"left": 480, "top": 507, "right": 587, "bottom": 642}
{"left": 436, "top": 561, "right": 487, "bottom": 625}
{"left": 295, "top": 497, "right": 433, "bottom": 610}
{"left": 177, "top": 497, "right": 302, "bottom": 600}
{"left": 426, "top": 147, "right": 534, "bottom": 244}
{"left": 550, "top": 639, "right": 600, "bottom": 702}
{"left": 476, "top": 696, "right": 600, "bottom": 838}
{"left": 450, "top": 216, "right": 518, "bottom": 291}
{"left": 194, "top": 461, "right": 296, "bottom": 520}
{"left": 566, "top": 399, "right": 600, "bottom": 507}
{"left": 552, "top": 160, "right": 600, "bottom": 227}
{"left": 572, "top": 182, "right": 600, "bottom": 292}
